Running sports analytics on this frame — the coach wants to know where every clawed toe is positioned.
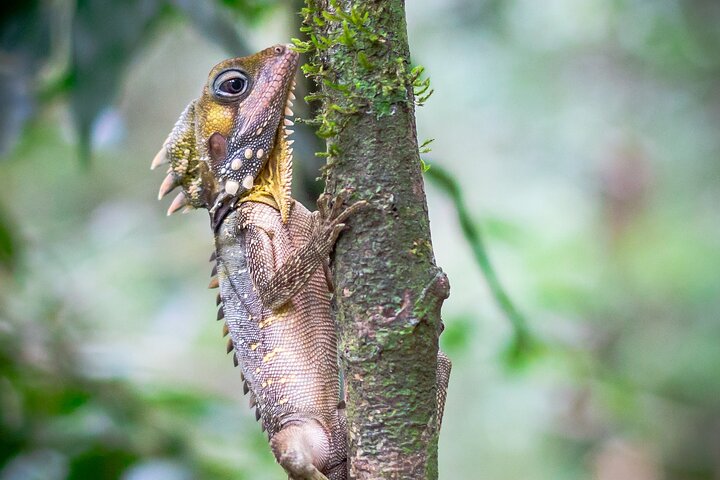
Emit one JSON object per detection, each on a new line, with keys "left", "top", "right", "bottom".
{"left": 317, "top": 193, "right": 331, "bottom": 217}
{"left": 317, "top": 190, "right": 368, "bottom": 224}
{"left": 335, "top": 199, "right": 368, "bottom": 223}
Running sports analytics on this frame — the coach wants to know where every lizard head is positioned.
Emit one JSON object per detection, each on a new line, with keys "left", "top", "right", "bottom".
{"left": 152, "top": 44, "right": 298, "bottom": 221}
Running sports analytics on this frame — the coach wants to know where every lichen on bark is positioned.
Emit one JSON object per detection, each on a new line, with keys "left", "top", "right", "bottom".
{"left": 296, "top": 1, "right": 449, "bottom": 478}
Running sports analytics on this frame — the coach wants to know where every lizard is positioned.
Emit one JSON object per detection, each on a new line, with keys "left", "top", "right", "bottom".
{"left": 151, "top": 44, "right": 357, "bottom": 480}
{"left": 150, "top": 44, "right": 451, "bottom": 479}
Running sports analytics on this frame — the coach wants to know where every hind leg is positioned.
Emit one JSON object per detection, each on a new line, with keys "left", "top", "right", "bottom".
{"left": 271, "top": 420, "right": 331, "bottom": 480}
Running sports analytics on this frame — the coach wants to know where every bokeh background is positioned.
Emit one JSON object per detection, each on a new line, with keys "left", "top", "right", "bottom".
{"left": 1, "top": 1, "right": 719, "bottom": 479}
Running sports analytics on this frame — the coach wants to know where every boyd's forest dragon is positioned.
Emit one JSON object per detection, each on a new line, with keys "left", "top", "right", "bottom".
{"left": 152, "top": 44, "right": 356, "bottom": 480}
{"left": 150, "top": 44, "right": 450, "bottom": 479}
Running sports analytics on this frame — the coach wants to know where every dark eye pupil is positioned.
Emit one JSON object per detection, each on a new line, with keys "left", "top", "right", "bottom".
{"left": 222, "top": 78, "right": 245, "bottom": 94}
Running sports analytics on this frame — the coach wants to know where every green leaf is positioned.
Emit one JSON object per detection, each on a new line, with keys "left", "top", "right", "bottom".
{"left": 419, "top": 138, "right": 434, "bottom": 154}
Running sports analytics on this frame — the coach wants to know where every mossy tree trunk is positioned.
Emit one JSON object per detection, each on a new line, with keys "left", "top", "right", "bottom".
{"left": 298, "top": 1, "right": 449, "bottom": 478}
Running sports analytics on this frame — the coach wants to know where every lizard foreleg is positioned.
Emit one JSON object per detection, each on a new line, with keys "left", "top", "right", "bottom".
{"left": 241, "top": 195, "right": 366, "bottom": 311}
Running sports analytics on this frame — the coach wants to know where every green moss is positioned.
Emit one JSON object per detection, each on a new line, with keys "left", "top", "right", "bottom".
{"left": 293, "top": 0, "right": 433, "bottom": 168}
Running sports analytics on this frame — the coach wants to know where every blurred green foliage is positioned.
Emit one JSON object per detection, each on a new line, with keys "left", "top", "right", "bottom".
{"left": 0, "top": 0, "right": 278, "bottom": 163}
{"left": 0, "top": 205, "right": 19, "bottom": 271}
{"left": 1, "top": 0, "right": 720, "bottom": 479}
{"left": 426, "top": 163, "right": 539, "bottom": 370}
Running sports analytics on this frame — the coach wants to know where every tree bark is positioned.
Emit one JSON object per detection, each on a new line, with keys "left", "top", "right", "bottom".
{"left": 300, "top": 1, "right": 448, "bottom": 478}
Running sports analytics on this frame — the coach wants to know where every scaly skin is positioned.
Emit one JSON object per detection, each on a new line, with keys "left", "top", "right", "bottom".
{"left": 151, "top": 44, "right": 451, "bottom": 479}
{"left": 152, "top": 44, "right": 358, "bottom": 479}
{"left": 214, "top": 198, "right": 353, "bottom": 480}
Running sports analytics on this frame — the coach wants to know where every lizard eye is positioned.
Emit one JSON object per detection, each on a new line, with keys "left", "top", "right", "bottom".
{"left": 213, "top": 70, "right": 249, "bottom": 99}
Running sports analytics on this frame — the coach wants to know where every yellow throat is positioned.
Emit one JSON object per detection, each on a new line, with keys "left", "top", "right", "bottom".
{"left": 239, "top": 130, "right": 294, "bottom": 223}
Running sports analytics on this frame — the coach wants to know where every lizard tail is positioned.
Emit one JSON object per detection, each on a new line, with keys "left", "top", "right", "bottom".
{"left": 436, "top": 350, "right": 452, "bottom": 432}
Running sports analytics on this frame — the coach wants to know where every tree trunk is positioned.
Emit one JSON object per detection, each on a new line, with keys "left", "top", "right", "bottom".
{"left": 300, "top": 1, "right": 449, "bottom": 478}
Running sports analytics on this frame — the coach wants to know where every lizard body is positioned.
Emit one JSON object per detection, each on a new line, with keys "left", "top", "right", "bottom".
{"left": 152, "top": 45, "right": 353, "bottom": 479}
{"left": 215, "top": 201, "right": 347, "bottom": 479}
{"left": 151, "top": 44, "right": 450, "bottom": 479}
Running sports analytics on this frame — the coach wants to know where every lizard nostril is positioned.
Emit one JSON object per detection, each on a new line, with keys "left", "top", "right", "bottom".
{"left": 274, "top": 45, "right": 284, "bottom": 55}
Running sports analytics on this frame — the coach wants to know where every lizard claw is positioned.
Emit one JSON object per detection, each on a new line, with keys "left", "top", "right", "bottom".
{"left": 328, "top": 191, "right": 348, "bottom": 219}
{"left": 317, "top": 189, "right": 368, "bottom": 224}
{"left": 327, "top": 223, "right": 347, "bottom": 245}
{"left": 316, "top": 192, "right": 332, "bottom": 219}
{"left": 334, "top": 199, "right": 368, "bottom": 224}
{"left": 312, "top": 191, "right": 369, "bottom": 255}
{"left": 317, "top": 189, "right": 350, "bottom": 218}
